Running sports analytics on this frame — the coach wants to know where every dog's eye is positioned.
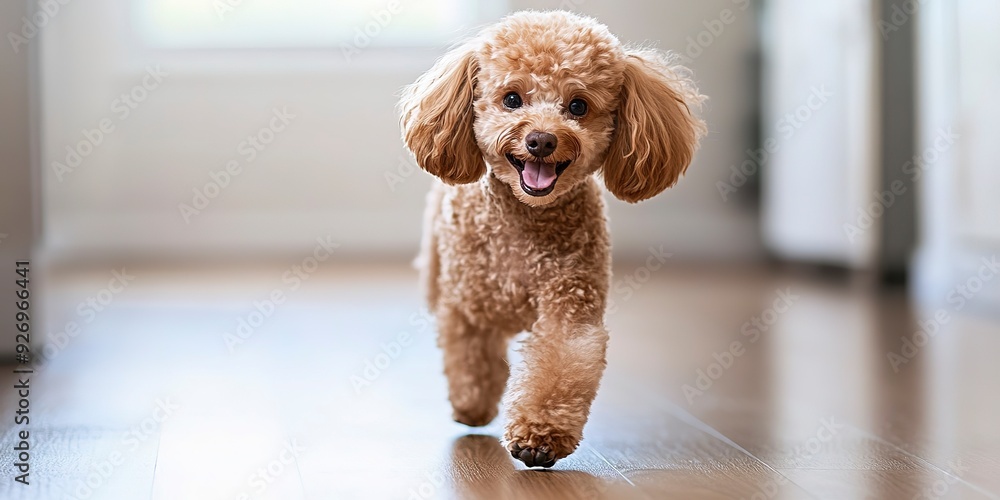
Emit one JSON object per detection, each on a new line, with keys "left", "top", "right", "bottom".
{"left": 503, "top": 92, "right": 523, "bottom": 109}
{"left": 568, "top": 98, "right": 588, "bottom": 117}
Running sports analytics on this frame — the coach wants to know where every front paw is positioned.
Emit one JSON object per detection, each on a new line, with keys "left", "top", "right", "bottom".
{"left": 507, "top": 441, "right": 557, "bottom": 468}
{"left": 504, "top": 423, "right": 581, "bottom": 468}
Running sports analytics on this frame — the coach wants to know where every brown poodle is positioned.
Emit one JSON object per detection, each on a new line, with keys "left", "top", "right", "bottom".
{"left": 399, "top": 10, "right": 706, "bottom": 468}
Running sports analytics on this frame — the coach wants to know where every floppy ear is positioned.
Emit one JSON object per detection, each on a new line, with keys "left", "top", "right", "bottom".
{"left": 399, "top": 43, "right": 485, "bottom": 185}
{"left": 603, "top": 50, "right": 707, "bottom": 202}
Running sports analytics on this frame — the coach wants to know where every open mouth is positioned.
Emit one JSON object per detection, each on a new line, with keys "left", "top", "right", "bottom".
{"left": 505, "top": 153, "right": 572, "bottom": 197}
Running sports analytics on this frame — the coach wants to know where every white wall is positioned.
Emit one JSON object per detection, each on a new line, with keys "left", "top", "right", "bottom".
{"left": 759, "top": 0, "right": 881, "bottom": 269}
{"left": 40, "top": 0, "right": 762, "bottom": 262}
{"left": 913, "top": 0, "right": 1000, "bottom": 314}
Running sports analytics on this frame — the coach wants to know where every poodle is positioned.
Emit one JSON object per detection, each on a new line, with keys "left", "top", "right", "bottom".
{"left": 399, "top": 10, "right": 706, "bottom": 468}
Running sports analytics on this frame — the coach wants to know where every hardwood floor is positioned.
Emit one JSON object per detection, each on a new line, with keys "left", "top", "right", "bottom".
{"left": 0, "top": 262, "right": 997, "bottom": 499}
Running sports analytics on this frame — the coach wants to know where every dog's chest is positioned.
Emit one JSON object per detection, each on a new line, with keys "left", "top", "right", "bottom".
{"left": 436, "top": 183, "right": 607, "bottom": 328}
{"left": 442, "top": 205, "right": 542, "bottom": 324}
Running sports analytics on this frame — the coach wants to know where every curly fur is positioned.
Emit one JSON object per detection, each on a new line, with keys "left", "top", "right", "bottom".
{"left": 399, "top": 10, "right": 706, "bottom": 467}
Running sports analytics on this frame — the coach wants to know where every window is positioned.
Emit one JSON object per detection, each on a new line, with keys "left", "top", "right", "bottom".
{"left": 134, "top": 0, "right": 504, "bottom": 49}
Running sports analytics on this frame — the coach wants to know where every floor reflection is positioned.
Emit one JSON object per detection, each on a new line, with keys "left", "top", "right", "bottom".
{"left": 449, "top": 435, "right": 612, "bottom": 500}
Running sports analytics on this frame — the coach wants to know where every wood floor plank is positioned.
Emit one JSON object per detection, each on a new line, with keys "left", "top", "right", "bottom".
{"left": 778, "top": 468, "right": 992, "bottom": 500}
{"left": 0, "top": 262, "right": 996, "bottom": 499}
{"left": 864, "top": 310, "right": 1000, "bottom": 496}
{"left": 0, "top": 426, "right": 158, "bottom": 500}
{"left": 602, "top": 268, "right": 1000, "bottom": 499}
{"left": 578, "top": 392, "right": 814, "bottom": 499}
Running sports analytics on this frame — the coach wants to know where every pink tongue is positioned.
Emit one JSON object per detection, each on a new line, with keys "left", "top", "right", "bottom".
{"left": 522, "top": 161, "right": 557, "bottom": 191}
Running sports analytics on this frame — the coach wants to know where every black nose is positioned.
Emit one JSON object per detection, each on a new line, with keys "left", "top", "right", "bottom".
{"left": 525, "top": 131, "right": 557, "bottom": 158}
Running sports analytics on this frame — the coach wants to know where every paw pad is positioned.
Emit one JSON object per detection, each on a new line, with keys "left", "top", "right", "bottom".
{"left": 509, "top": 443, "right": 557, "bottom": 468}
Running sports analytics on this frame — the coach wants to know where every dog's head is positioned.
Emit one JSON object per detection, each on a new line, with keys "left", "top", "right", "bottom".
{"left": 400, "top": 10, "right": 706, "bottom": 205}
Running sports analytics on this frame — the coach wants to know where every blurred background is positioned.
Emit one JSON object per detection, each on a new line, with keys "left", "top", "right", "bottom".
{"left": 1, "top": 0, "right": 999, "bottom": 498}
{"left": 1, "top": 0, "right": 997, "bottom": 307}
{"left": 2, "top": 0, "right": 1000, "bottom": 292}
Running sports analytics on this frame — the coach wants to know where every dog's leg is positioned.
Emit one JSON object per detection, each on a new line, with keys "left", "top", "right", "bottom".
{"left": 503, "top": 316, "right": 609, "bottom": 468}
{"left": 438, "top": 308, "right": 511, "bottom": 427}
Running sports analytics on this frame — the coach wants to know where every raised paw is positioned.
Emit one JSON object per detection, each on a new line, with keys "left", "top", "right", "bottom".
{"left": 452, "top": 405, "right": 498, "bottom": 427}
